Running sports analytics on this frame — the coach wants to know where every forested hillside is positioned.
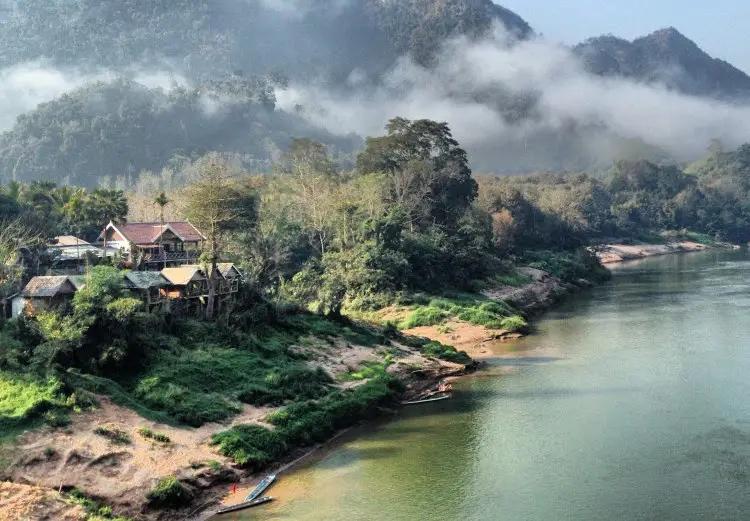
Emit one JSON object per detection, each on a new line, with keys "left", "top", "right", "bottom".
{"left": 0, "top": 0, "right": 531, "bottom": 81}
{"left": 575, "top": 28, "right": 750, "bottom": 99}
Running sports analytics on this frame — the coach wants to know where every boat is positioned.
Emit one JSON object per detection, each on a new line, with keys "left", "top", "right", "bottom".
{"left": 216, "top": 496, "right": 274, "bottom": 515}
{"left": 245, "top": 473, "right": 276, "bottom": 501}
{"left": 400, "top": 394, "right": 451, "bottom": 406}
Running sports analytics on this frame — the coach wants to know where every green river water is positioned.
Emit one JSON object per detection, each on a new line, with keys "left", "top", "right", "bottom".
{"left": 218, "top": 250, "right": 750, "bottom": 521}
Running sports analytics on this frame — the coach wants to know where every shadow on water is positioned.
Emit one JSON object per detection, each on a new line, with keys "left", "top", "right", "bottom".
{"left": 485, "top": 357, "right": 564, "bottom": 366}
{"left": 454, "top": 386, "right": 639, "bottom": 401}
{"left": 316, "top": 446, "right": 404, "bottom": 469}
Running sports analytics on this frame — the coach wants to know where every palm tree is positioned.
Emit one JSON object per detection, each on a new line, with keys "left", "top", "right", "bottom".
{"left": 154, "top": 191, "right": 170, "bottom": 268}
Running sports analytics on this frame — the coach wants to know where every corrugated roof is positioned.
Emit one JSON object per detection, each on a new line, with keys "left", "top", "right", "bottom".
{"left": 161, "top": 267, "right": 206, "bottom": 286}
{"left": 111, "top": 222, "right": 206, "bottom": 245}
{"left": 124, "top": 271, "right": 169, "bottom": 289}
{"left": 21, "top": 276, "right": 77, "bottom": 298}
{"left": 50, "top": 236, "right": 91, "bottom": 247}
{"left": 217, "top": 263, "right": 242, "bottom": 278}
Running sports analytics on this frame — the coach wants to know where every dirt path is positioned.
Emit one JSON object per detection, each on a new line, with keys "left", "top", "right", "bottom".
{"left": 0, "top": 482, "right": 84, "bottom": 521}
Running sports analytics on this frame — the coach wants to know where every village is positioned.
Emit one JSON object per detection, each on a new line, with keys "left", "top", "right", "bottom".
{"left": 9, "top": 220, "right": 242, "bottom": 319}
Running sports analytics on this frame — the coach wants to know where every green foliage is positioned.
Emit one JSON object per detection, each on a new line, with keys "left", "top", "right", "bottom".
{"left": 137, "top": 427, "right": 171, "bottom": 444}
{"left": 0, "top": 372, "right": 69, "bottom": 430}
{"left": 523, "top": 249, "right": 611, "bottom": 284}
{"left": 213, "top": 375, "right": 404, "bottom": 467}
{"left": 338, "top": 360, "right": 392, "bottom": 382}
{"left": 421, "top": 342, "right": 472, "bottom": 365}
{"left": 66, "top": 489, "right": 132, "bottom": 521}
{"left": 147, "top": 477, "right": 190, "bottom": 508}
{"left": 210, "top": 424, "right": 287, "bottom": 468}
{"left": 93, "top": 426, "right": 131, "bottom": 444}
{"left": 399, "top": 307, "right": 448, "bottom": 329}
{"left": 500, "top": 315, "right": 528, "bottom": 332}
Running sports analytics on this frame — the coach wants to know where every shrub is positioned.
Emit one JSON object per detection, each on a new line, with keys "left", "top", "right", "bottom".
{"left": 137, "top": 426, "right": 171, "bottom": 444}
{"left": 147, "top": 476, "right": 190, "bottom": 508}
{"left": 210, "top": 424, "right": 287, "bottom": 468}
{"left": 421, "top": 342, "right": 472, "bottom": 365}
{"left": 500, "top": 315, "right": 528, "bottom": 332}
{"left": 399, "top": 307, "right": 447, "bottom": 329}
{"left": 93, "top": 426, "right": 131, "bottom": 444}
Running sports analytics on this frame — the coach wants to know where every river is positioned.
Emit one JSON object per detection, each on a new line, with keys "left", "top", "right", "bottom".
{"left": 219, "top": 250, "right": 750, "bottom": 521}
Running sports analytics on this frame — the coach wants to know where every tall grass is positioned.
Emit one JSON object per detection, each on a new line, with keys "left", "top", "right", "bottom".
{"left": 0, "top": 372, "right": 68, "bottom": 431}
{"left": 212, "top": 376, "right": 404, "bottom": 468}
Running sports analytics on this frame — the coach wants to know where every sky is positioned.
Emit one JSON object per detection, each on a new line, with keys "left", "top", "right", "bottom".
{"left": 498, "top": 0, "right": 750, "bottom": 72}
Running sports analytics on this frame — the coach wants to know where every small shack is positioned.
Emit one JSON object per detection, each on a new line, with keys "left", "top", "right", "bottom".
{"left": 123, "top": 272, "right": 170, "bottom": 309}
{"left": 161, "top": 266, "right": 208, "bottom": 300}
{"left": 12, "top": 276, "right": 78, "bottom": 317}
{"left": 217, "top": 263, "right": 242, "bottom": 294}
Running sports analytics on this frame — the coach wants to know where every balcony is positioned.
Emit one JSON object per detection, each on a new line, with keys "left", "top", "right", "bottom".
{"left": 141, "top": 249, "right": 201, "bottom": 264}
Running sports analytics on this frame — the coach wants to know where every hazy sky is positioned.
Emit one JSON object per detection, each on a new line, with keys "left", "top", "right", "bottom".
{"left": 498, "top": 0, "right": 750, "bottom": 72}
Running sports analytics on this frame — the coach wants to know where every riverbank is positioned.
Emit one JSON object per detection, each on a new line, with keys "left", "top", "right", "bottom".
{"left": 596, "top": 241, "right": 731, "bottom": 264}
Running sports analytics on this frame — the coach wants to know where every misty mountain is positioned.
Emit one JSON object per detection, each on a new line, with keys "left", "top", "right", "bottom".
{"left": 0, "top": 0, "right": 532, "bottom": 83}
{"left": 575, "top": 28, "right": 750, "bottom": 100}
{"left": 0, "top": 78, "right": 360, "bottom": 187}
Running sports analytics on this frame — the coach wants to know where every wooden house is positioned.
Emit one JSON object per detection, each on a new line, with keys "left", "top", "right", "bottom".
{"left": 12, "top": 276, "right": 78, "bottom": 317}
{"left": 161, "top": 266, "right": 209, "bottom": 300}
{"left": 99, "top": 222, "right": 205, "bottom": 269}
{"left": 47, "top": 236, "right": 104, "bottom": 275}
{"left": 123, "top": 272, "right": 170, "bottom": 309}
{"left": 217, "top": 263, "right": 242, "bottom": 295}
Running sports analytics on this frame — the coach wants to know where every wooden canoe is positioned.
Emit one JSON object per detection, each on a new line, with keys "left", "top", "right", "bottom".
{"left": 401, "top": 394, "right": 451, "bottom": 406}
{"left": 246, "top": 473, "right": 276, "bottom": 501}
{"left": 216, "top": 496, "right": 274, "bottom": 515}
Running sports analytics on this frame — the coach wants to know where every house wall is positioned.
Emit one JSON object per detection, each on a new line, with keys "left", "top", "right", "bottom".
{"left": 11, "top": 297, "right": 25, "bottom": 318}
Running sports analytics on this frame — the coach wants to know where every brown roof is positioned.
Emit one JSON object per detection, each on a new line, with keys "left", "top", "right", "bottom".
{"left": 21, "top": 276, "right": 77, "bottom": 298}
{"left": 50, "top": 236, "right": 91, "bottom": 247}
{"left": 110, "top": 222, "right": 206, "bottom": 245}
{"left": 161, "top": 267, "right": 206, "bottom": 286}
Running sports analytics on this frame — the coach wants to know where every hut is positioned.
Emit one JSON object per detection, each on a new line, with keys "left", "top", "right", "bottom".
{"left": 12, "top": 276, "right": 78, "bottom": 317}
{"left": 123, "top": 272, "right": 170, "bottom": 309}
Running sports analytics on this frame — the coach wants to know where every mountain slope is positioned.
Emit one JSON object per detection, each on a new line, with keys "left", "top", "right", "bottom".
{"left": 0, "top": 0, "right": 533, "bottom": 82}
{"left": 574, "top": 28, "right": 750, "bottom": 99}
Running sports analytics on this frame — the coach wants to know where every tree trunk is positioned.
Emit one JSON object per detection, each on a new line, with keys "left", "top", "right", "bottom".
{"left": 205, "top": 238, "right": 218, "bottom": 320}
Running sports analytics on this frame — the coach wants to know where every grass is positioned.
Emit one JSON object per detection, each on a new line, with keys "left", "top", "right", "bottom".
{"left": 93, "top": 426, "right": 131, "bottom": 444}
{"left": 147, "top": 477, "right": 190, "bottom": 508}
{"left": 0, "top": 372, "right": 72, "bottom": 432}
{"left": 63, "top": 313, "right": 368, "bottom": 428}
{"left": 421, "top": 341, "right": 472, "bottom": 365}
{"left": 495, "top": 272, "right": 533, "bottom": 287}
{"left": 399, "top": 307, "right": 448, "bottom": 329}
{"left": 65, "top": 489, "right": 132, "bottom": 521}
{"left": 212, "top": 376, "right": 404, "bottom": 468}
{"left": 398, "top": 296, "right": 524, "bottom": 332}
{"left": 137, "top": 427, "right": 171, "bottom": 444}
{"left": 337, "top": 359, "right": 392, "bottom": 382}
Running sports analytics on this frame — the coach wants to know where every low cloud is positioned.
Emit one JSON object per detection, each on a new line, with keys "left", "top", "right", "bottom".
{"left": 278, "top": 27, "right": 750, "bottom": 170}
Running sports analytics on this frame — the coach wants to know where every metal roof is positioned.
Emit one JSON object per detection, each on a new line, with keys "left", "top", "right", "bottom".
{"left": 217, "top": 263, "right": 242, "bottom": 278}
{"left": 124, "top": 271, "right": 170, "bottom": 289}
{"left": 161, "top": 266, "right": 206, "bottom": 286}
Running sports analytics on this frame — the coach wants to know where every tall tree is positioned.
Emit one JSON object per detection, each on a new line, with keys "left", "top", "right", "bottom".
{"left": 154, "top": 191, "right": 171, "bottom": 269}
{"left": 356, "top": 118, "right": 477, "bottom": 229}
{"left": 183, "top": 154, "right": 245, "bottom": 319}
{"left": 85, "top": 189, "right": 128, "bottom": 254}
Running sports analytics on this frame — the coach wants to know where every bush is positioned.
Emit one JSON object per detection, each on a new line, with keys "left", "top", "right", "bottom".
{"left": 500, "top": 315, "right": 528, "bottom": 332}
{"left": 147, "top": 477, "right": 190, "bottom": 508}
{"left": 137, "top": 426, "right": 171, "bottom": 443}
{"left": 399, "top": 307, "right": 447, "bottom": 329}
{"left": 210, "top": 424, "right": 287, "bottom": 468}
{"left": 93, "top": 426, "right": 131, "bottom": 444}
{"left": 421, "top": 342, "right": 472, "bottom": 365}
{"left": 0, "top": 372, "right": 68, "bottom": 431}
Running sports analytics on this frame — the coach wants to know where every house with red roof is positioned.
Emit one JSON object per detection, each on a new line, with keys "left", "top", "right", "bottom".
{"left": 99, "top": 221, "right": 206, "bottom": 270}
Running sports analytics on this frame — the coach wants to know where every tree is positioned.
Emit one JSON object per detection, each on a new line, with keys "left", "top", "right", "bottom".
{"left": 276, "top": 139, "right": 339, "bottom": 255}
{"left": 84, "top": 189, "right": 128, "bottom": 252}
{"left": 183, "top": 154, "right": 246, "bottom": 319}
{"left": 0, "top": 219, "right": 39, "bottom": 319}
{"left": 356, "top": 118, "right": 477, "bottom": 229}
{"left": 154, "top": 191, "right": 171, "bottom": 269}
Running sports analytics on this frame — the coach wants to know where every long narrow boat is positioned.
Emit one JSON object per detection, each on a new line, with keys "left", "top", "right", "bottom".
{"left": 245, "top": 473, "right": 276, "bottom": 501}
{"left": 400, "top": 394, "right": 451, "bottom": 406}
{"left": 216, "top": 496, "right": 274, "bottom": 515}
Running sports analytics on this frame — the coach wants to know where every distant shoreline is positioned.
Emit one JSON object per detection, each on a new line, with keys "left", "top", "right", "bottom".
{"left": 595, "top": 241, "right": 735, "bottom": 264}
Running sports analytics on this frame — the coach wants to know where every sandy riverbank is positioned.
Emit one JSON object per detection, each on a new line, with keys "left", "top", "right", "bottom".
{"left": 596, "top": 242, "right": 719, "bottom": 264}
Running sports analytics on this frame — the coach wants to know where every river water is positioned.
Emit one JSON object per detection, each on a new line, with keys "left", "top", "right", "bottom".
{"left": 221, "top": 250, "right": 750, "bottom": 521}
